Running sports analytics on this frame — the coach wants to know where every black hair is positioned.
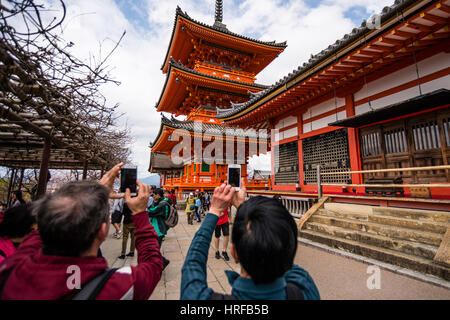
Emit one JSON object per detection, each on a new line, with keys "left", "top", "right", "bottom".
{"left": 35, "top": 181, "right": 110, "bottom": 257}
{"left": 171, "top": 189, "right": 175, "bottom": 194}
{"left": 273, "top": 195, "right": 282, "bottom": 202}
{"left": 232, "top": 196, "right": 298, "bottom": 285}
{"left": 153, "top": 188, "right": 164, "bottom": 197}
{"left": 0, "top": 204, "right": 35, "bottom": 239}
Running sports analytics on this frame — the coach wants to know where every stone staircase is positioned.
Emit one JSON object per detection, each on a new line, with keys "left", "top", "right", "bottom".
{"left": 299, "top": 202, "right": 450, "bottom": 281}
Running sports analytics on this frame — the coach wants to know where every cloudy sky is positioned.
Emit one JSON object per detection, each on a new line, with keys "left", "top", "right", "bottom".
{"left": 48, "top": 0, "right": 395, "bottom": 178}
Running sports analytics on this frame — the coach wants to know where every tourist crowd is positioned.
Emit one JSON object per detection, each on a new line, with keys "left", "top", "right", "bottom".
{"left": 0, "top": 163, "right": 319, "bottom": 300}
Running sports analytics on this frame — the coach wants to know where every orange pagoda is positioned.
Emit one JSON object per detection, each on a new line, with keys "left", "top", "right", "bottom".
{"left": 149, "top": 1, "right": 287, "bottom": 197}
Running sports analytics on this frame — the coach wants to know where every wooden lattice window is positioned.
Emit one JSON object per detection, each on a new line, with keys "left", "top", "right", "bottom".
{"left": 361, "top": 131, "right": 381, "bottom": 157}
{"left": 274, "top": 141, "right": 299, "bottom": 185}
{"left": 302, "top": 129, "right": 351, "bottom": 185}
{"left": 444, "top": 116, "right": 450, "bottom": 147}
{"left": 413, "top": 120, "right": 442, "bottom": 151}
{"left": 384, "top": 128, "right": 407, "bottom": 154}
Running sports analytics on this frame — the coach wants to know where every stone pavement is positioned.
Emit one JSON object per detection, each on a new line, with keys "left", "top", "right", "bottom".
{"left": 101, "top": 211, "right": 450, "bottom": 300}
{"left": 101, "top": 210, "right": 239, "bottom": 300}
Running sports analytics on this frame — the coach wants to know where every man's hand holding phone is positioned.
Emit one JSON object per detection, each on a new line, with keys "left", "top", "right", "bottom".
{"left": 99, "top": 162, "right": 125, "bottom": 199}
{"left": 210, "top": 183, "right": 235, "bottom": 217}
{"left": 125, "top": 180, "right": 150, "bottom": 215}
{"left": 232, "top": 178, "right": 247, "bottom": 209}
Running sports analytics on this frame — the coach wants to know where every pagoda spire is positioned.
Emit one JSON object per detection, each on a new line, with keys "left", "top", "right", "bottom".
{"left": 213, "top": 0, "right": 227, "bottom": 30}
{"left": 215, "top": 0, "right": 223, "bottom": 23}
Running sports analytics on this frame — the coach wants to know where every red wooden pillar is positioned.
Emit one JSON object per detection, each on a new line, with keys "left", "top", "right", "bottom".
{"left": 270, "top": 121, "right": 276, "bottom": 190}
{"left": 297, "top": 113, "right": 304, "bottom": 190}
{"left": 346, "top": 94, "right": 362, "bottom": 191}
{"left": 36, "top": 139, "right": 51, "bottom": 199}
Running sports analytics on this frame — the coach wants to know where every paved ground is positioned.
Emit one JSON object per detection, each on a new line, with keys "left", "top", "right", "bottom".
{"left": 101, "top": 211, "right": 450, "bottom": 300}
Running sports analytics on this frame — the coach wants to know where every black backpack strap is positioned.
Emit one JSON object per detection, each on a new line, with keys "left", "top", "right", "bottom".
{"left": 0, "top": 268, "right": 13, "bottom": 300}
{"left": 285, "top": 282, "right": 304, "bottom": 300}
{"left": 209, "top": 283, "right": 304, "bottom": 300}
{"left": 72, "top": 268, "right": 118, "bottom": 300}
{"left": 209, "top": 292, "right": 238, "bottom": 300}
{"left": 0, "top": 249, "right": 6, "bottom": 259}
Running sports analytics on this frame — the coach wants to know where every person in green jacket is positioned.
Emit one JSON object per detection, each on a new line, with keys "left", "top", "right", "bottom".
{"left": 147, "top": 188, "right": 170, "bottom": 269}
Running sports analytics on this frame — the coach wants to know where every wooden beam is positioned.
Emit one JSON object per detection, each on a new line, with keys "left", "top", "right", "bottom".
{"left": 377, "top": 36, "right": 405, "bottom": 46}
{"left": 420, "top": 12, "right": 448, "bottom": 25}
{"left": 36, "top": 139, "right": 51, "bottom": 199}
{"left": 17, "top": 168, "right": 25, "bottom": 192}
{"left": 405, "top": 22, "right": 433, "bottom": 32}
{"left": 436, "top": 3, "right": 450, "bottom": 15}
{"left": 6, "top": 168, "right": 16, "bottom": 207}
{"left": 349, "top": 55, "right": 373, "bottom": 63}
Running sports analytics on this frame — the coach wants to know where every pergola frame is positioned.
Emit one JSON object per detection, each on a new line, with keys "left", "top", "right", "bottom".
{"left": 0, "top": 0, "right": 130, "bottom": 199}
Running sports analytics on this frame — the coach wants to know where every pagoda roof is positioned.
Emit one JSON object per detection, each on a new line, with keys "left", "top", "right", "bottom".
{"left": 149, "top": 152, "right": 184, "bottom": 173}
{"left": 150, "top": 113, "right": 269, "bottom": 154}
{"left": 159, "top": 113, "right": 268, "bottom": 138}
{"left": 161, "top": 6, "right": 287, "bottom": 74}
{"left": 156, "top": 59, "right": 267, "bottom": 114}
{"left": 216, "top": 0, "right": 436, "bottom": 123}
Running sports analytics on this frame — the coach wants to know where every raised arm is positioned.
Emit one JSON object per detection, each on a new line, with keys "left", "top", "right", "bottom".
{"left": 124, "top": 181, "right": 163, "bottom": 299}
{"left": 180, "top": 183, "right": 236, "bottom": 300}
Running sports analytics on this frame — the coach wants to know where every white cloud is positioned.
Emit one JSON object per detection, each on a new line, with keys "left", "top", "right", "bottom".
{"left": 47, "top": 0, "right": 394, "bottom": 177}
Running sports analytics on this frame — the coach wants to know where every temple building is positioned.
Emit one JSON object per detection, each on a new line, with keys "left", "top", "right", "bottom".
{"left": 217, "top": 0, "right": 450, "bottom": 201}
{"left": 149, "top": 1, "right": 286, "bottom": 195}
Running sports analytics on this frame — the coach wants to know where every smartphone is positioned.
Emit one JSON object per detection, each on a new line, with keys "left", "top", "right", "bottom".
{"left": 227, "top": 165, "right": 241, "bottom": 191}
{"left": 120, "top": 166, "right": 137, "bottom": 194}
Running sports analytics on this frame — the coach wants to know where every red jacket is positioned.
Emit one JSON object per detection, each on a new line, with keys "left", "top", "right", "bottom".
{"left": 0, "top": 211, "right": 163, "bottom": 300}
{"left": 169, "top": 194, "right": 177, "bottom": 206}
{"left": 0, "top": 237, "right": 15, "bottom": 264}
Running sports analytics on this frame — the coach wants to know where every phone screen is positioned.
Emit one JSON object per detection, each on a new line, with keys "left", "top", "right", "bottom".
{"left": 120, "top": 167, "right": 137, "bottom": 193}
{"left": 228, "top": 167, "right": 241, "bottom": 188}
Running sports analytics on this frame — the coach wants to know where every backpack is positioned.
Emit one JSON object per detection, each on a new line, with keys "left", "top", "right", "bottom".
{"left": 161, "top": 201, "right": 178, "bottom": 228}
{"left": 0, "top": 267, "right": 118, "bottom": 300}
{"left": 209, "top": 282, "right": 304, "bottom": 300}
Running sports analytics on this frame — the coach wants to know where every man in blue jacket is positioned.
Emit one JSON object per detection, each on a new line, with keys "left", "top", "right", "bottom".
{"left": 181, "top": 180, "right": 320, "bottom": 300}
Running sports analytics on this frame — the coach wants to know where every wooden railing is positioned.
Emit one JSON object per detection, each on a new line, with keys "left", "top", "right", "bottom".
{"left": 163, "top": 176, "right": 270, "bottom": 189}
{"left": 247, "top": 193, "right": 314, "bottom": 219}
{"left": 316, "top": 165, "right": 450, "bottom": 198}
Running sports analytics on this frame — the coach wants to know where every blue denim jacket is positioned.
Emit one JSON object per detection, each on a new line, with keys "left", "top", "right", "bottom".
{"left": 180, "top": 213, "right": 320, "bottom": 300}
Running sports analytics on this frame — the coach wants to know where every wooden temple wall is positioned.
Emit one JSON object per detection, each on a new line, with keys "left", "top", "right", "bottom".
{"left": 270, "top": 47, "right": 450, "bottom": 198}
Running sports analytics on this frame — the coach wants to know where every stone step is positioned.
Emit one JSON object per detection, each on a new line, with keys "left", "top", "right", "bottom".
{"left": 317, "top": 208, "right": 369, "bottom": 221}
{"left": 299, "top": 229, "right": 450, "bottom": 281}
{"left": 324, "top": 203, "right": 373, "bottom": 216}
{"left": 323, "top": 202, "right": 450, "bottom": 223}
{"left": 317, "top": 208, "right": 449, "bottom": 234}
{"left": 368, "top": 214, "right": 448, "bottom": 235}
{"left": 372, "top": 207, "right": 450, "bottom": 223}
{"left": 304, "top": 222, "right": 438, "bottom": 260}
{"left": 310, "top": 214, "right": 443, "bottom": 247}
